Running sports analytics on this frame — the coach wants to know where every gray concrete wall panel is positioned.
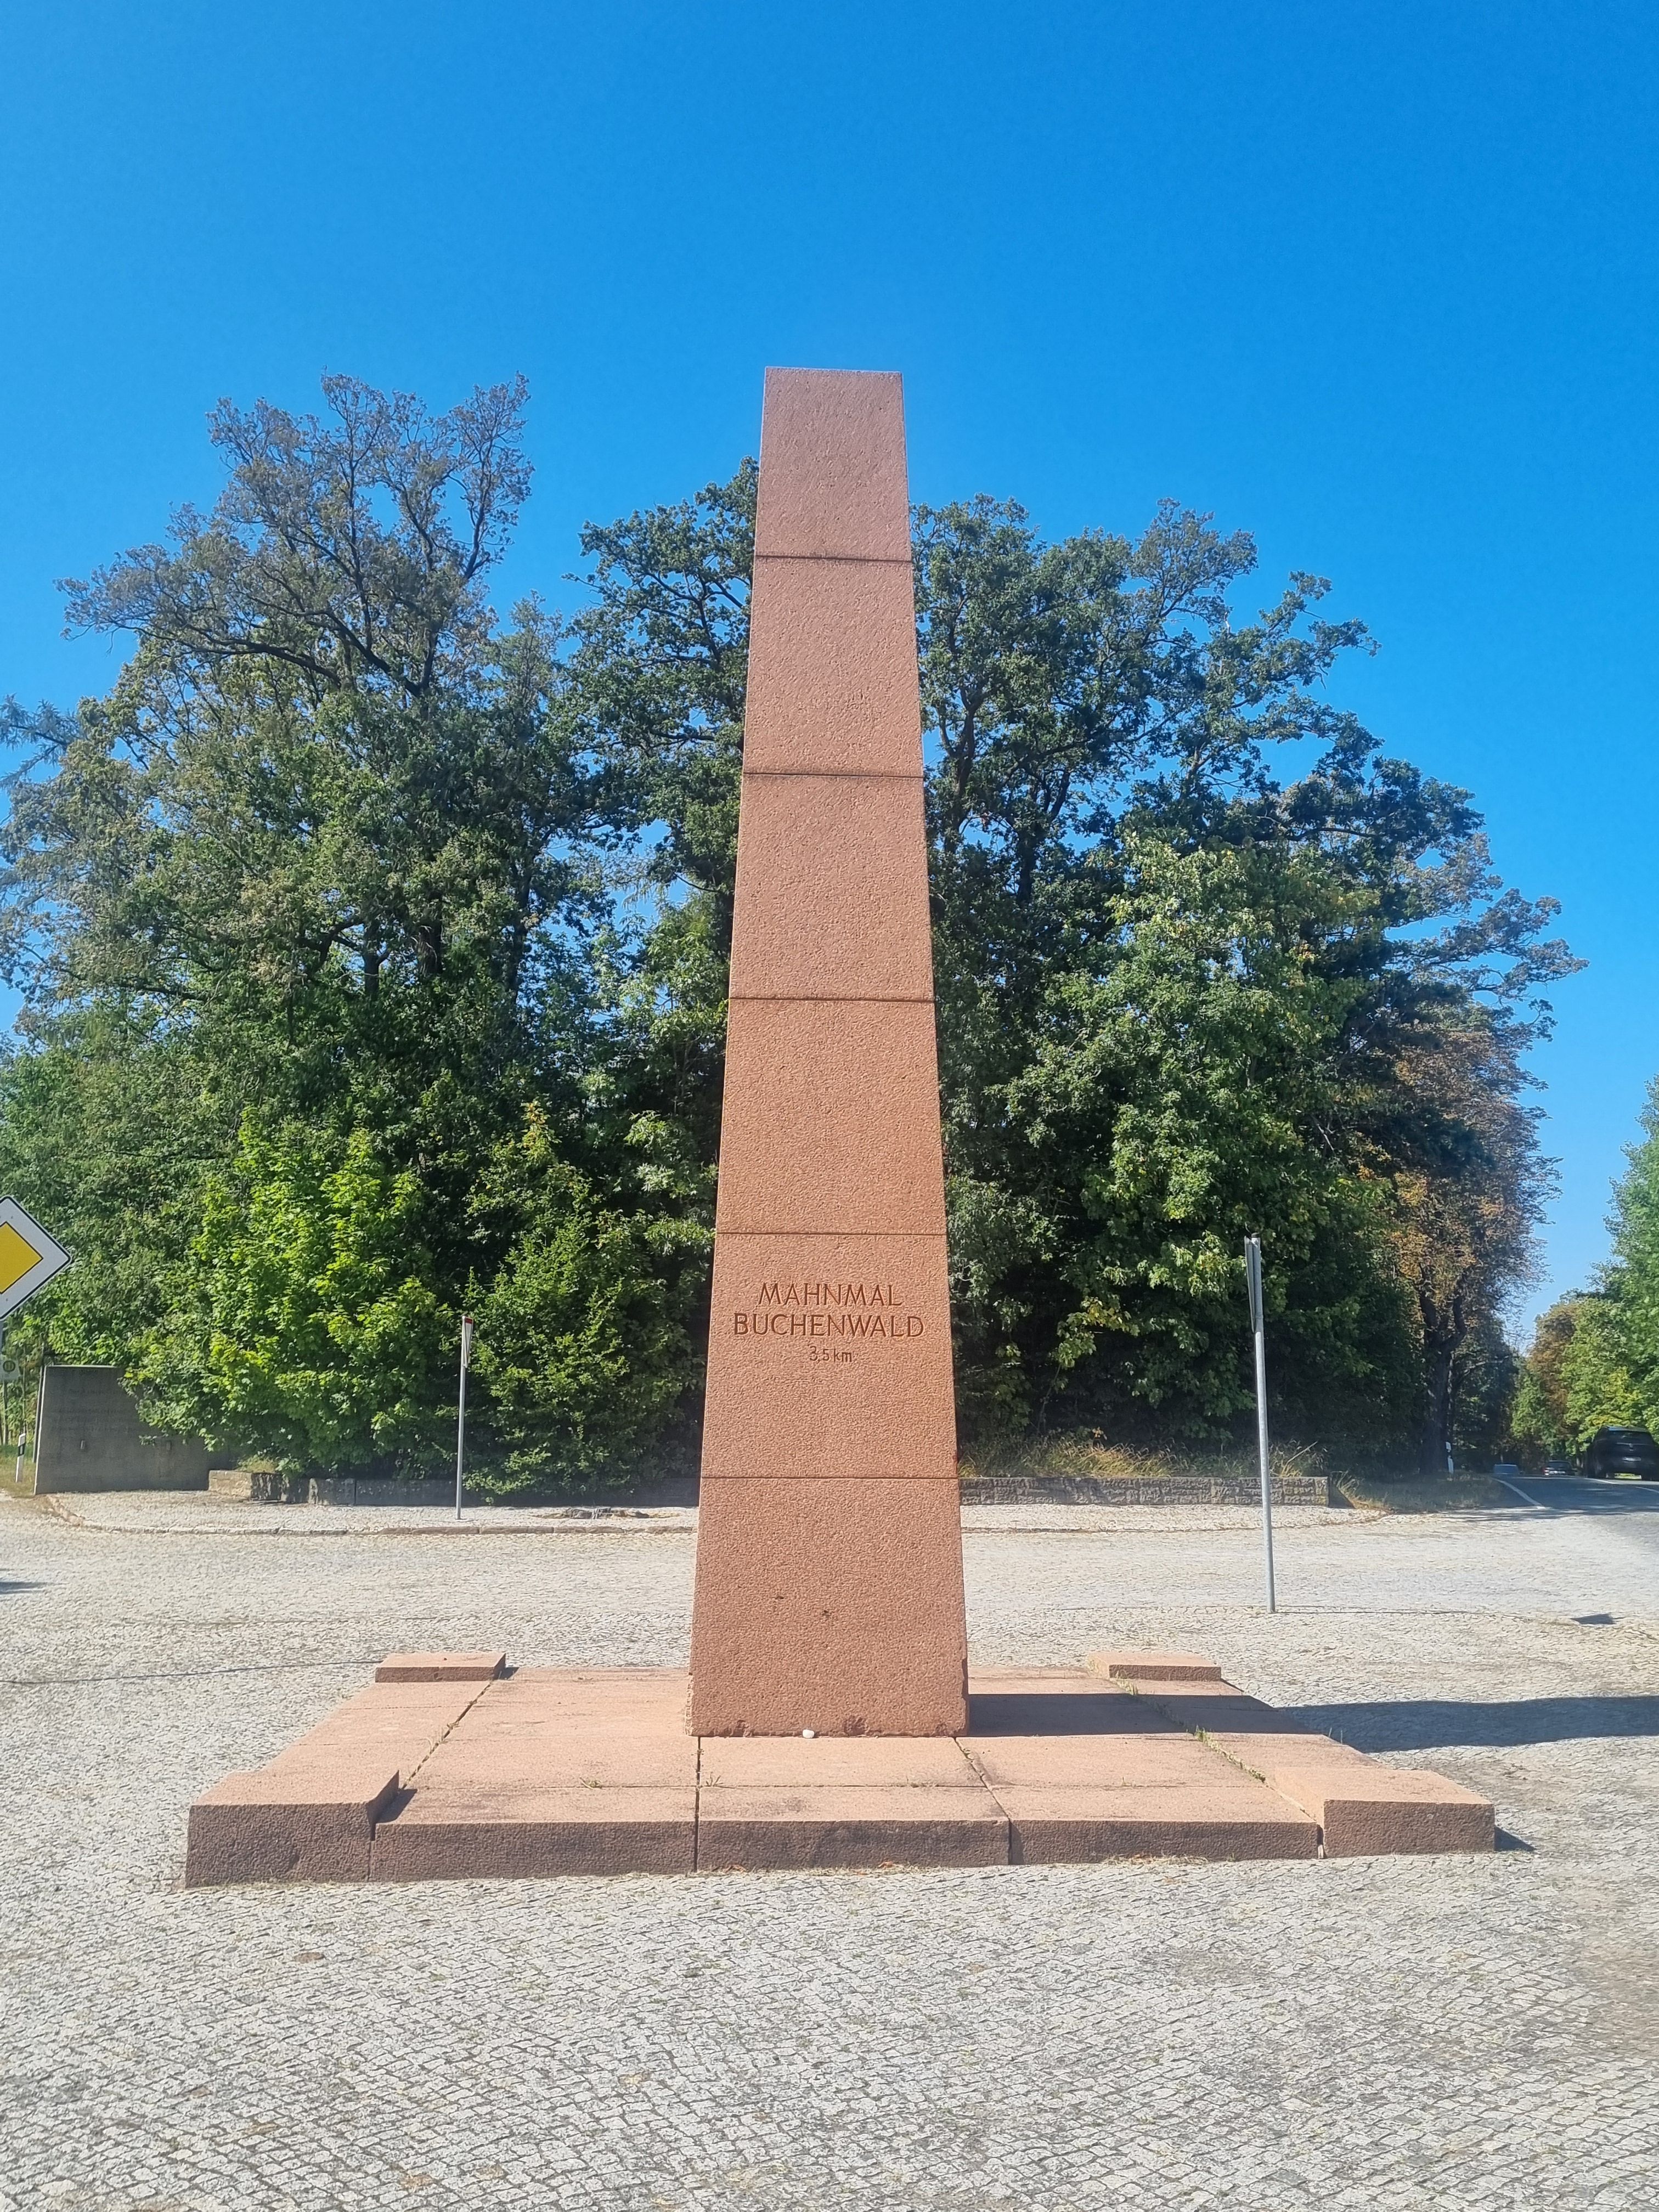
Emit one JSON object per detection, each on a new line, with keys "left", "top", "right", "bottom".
{"left": 33, "top": 1365, "right": 212, "bottom": 1493}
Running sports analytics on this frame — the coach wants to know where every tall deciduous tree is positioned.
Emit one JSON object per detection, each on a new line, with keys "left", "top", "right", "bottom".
{"left": 1511, "top": 1081, "right": 1659, "bottom": 1467}
{"left": 0, "top": 379, "right": 1578, "bottom": 1479}
{"left": 1385, "top": 1012, "right": 1553, "bottom": 1472}
{"left": 910, "top": 496, "right": 1573, "bottom": 1446}
{"left": 0, "top": 379, "right": 705, "bottom": 1478}
{"left": 1511, "top": 1296, "right": 1580, "bottom": 1458}
{"left": 1607, "top": 1077, "right": 1659, "bottom": 1425}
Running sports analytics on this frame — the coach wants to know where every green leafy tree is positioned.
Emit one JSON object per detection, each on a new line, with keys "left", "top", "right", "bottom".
{"left": 467, "top": 1108, "right": 709, "bottom": 1484}
{"left": 567, "top": 464, "right": 755, "bottom": 1182}
{"left": 1514, "top": 1084, "right": 1659, "bottom": 1465}
{"left": 1558, "top": 1295, "right": 1644, "bottom": 1445}
{"left": 134, "top": 1119, "right": 454, "bottom": 1471}
{"left": 0, "top": 378, "right": 702, "bottom": 1480}
{"left": 1511, "top": 1297, "right": 1581, "bottom": 1458}
{"left": 946, "top": 830, "right": 1418, "bottom": 1438}
{"left": 1607, "top": 1077, "right": 1659, "bottom": 1427}
{"left": 0, "top": 1006, "right": 221, "bottom": 1372}
{"left": 1448, "top": 1312, "right": 1523, "bottom": 1467}
{"left": 0, "top": 379, "right": 1577, "bottom": 1480}
{"left": 1384, "top": 1009, "right": 1554, "bottom": 1473}
{"left": 910, "top": 495, "right": 1573, "bottom": 1449}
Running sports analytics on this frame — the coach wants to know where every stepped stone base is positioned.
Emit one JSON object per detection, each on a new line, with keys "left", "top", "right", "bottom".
{"left": 1116, "top": 1674, "right": 1497, "bottom": 1857}
{"left": 185, "top": 1651, "right": 1492, "bottom": 1884}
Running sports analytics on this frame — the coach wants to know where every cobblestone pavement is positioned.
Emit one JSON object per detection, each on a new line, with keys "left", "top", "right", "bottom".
{"left": 3, "top": 1489, "right": 1656, "bottom": 2209}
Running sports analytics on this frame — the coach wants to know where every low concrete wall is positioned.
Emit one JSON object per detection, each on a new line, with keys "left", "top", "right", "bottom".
{"left": 306, "top": 1476, "right": 454, "bottom": 1508}
{"left": 959, "top": 1474, "right": 1330, "bottom": 1507}
{"left": 32, "top": 1365, "right": 213, "bottom": 1494}
{"left": 209, "top": 1469, "right": 307, "bottom": 1502}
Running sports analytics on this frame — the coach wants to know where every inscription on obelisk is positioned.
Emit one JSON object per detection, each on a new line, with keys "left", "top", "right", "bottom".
{"left": 687, "top": 368, "right": 969, "bottom": 1737}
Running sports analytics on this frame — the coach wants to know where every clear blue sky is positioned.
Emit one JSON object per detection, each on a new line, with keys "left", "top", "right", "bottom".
{"left": 2, "top": 1, "right": 1655, "bottom": 1333}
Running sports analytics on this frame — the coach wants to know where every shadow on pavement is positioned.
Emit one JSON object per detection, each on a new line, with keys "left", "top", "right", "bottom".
{"left": 1285, "top": 1696, "right": 1659, "bottom": 1751}
{"left": 967, "top": 1691, "right": 1165, "bottom": 1736}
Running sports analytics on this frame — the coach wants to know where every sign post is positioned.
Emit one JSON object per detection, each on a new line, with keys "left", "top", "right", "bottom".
{"left": 1244, "top": 1235, "right": 1276, "bottom": 1615}
{"left": 454, "top": 1315, "right": 475, "bottom": 1522}
{"left": 0, "top": 1343, "right": 19, "bottom": 1448}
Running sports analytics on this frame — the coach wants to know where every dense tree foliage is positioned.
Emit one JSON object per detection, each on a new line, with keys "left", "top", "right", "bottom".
{"left": 1610, "top": 1080, "right": 1659, "bottom": 1426}
{"left": 1513, "top": 1079, "right": 1659, "bottom": 1459}
{"left": 0, "top": 377, "right": 710, "bottom": 1483}
{"left": 910, "top": 495, "right": 1569, "bottom": 1464}
{"left": 0, "top": 378, "right": 1576, "bottom": 1483}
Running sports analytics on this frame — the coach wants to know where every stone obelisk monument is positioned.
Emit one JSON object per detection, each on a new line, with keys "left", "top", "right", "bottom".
{"left": 687, "top": 368, "right": 969, "bottom": 1738}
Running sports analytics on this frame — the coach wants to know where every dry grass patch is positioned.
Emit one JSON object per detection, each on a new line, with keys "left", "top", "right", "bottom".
{"left": 1335, "top": 1473, "right": 1509, "bottom": 1514}
{"left": 957, "top": 1434, "right": 1325, "bottom": 1486}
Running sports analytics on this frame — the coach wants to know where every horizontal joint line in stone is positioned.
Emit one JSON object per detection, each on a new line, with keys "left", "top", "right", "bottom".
{"left": 721, "top": 1229, "right": 955, "bottom": 1248}
{"left": 752, "top": 552, "right": 915, "bottom": 567}
{"left": 740, "top": 768, "right": 925, "bottom": 783}
{"left": 713, "top": 1228, "right": 949, "bottom": 1239}
{"left": 727, "top": 992, "right": 935, "bottom": 1005}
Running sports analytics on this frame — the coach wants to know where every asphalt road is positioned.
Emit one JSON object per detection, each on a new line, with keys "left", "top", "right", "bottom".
{"left": 1502, "top": 1473, "right": 1659, "bottom": 1513}
{"left": 1497, "top": 1475, "right": 1659, "bottom": 1579}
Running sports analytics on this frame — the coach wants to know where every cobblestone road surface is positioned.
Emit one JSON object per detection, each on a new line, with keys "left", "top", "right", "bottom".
{"left": 2, "top": 1487, "right": 1655, "bottom": 2209}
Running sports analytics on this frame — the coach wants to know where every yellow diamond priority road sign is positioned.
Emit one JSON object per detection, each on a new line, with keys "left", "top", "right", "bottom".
{"left": 0, "top": 1198, "right": 72, "bottom": 1323}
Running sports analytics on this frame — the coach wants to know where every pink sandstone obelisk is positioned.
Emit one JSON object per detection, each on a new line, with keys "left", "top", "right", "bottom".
{"left": 686, "top": 368, "right": 969, "bottom": 1738}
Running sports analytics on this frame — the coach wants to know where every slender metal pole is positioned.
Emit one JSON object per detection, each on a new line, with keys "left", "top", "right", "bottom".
{"left": 1245, "top": 1236, "right": 1276, "bottom": 1614}
{"left": 454, "top": 1315, "right": 474, "bottom": 1522}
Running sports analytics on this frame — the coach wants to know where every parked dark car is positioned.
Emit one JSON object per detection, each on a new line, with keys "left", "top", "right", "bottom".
{"left": 1584, "top": 1426, "right": 1659, "bottom": 1481}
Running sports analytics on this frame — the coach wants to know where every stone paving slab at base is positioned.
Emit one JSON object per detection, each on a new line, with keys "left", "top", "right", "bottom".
{"left": 1258, "top": 1762, "right": 1495, "bottom": 1857}
{"left": 369, "top": 1668, "right": 697, "bottom": 1880}
{"left": 184, "top": 1676, "right": 498, "bottom": 1883}
{"left": 960, "top": 1669, "right": 1318, "bottom": 1862}
{"left": 185, "top": 1763, "right": 403, "bottom": 1886}
{"left": 375, "top": 1649, "right": 506, "bottom": 1683}
{"left": 697, "top": 1730, "right": 1007, "bottom": 1869}
{"left": 185, "top": 1651, "right": 1495, "bottom": 1883}
{"left": 698, "top": 1786, "right": 1010, "bottom": 1870}
{"left": 374, "top": 1790, "right": 697, "bottom": 1879}
{"left": 1105, "top": 1667, "right": 1498, "bottom": 1856}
